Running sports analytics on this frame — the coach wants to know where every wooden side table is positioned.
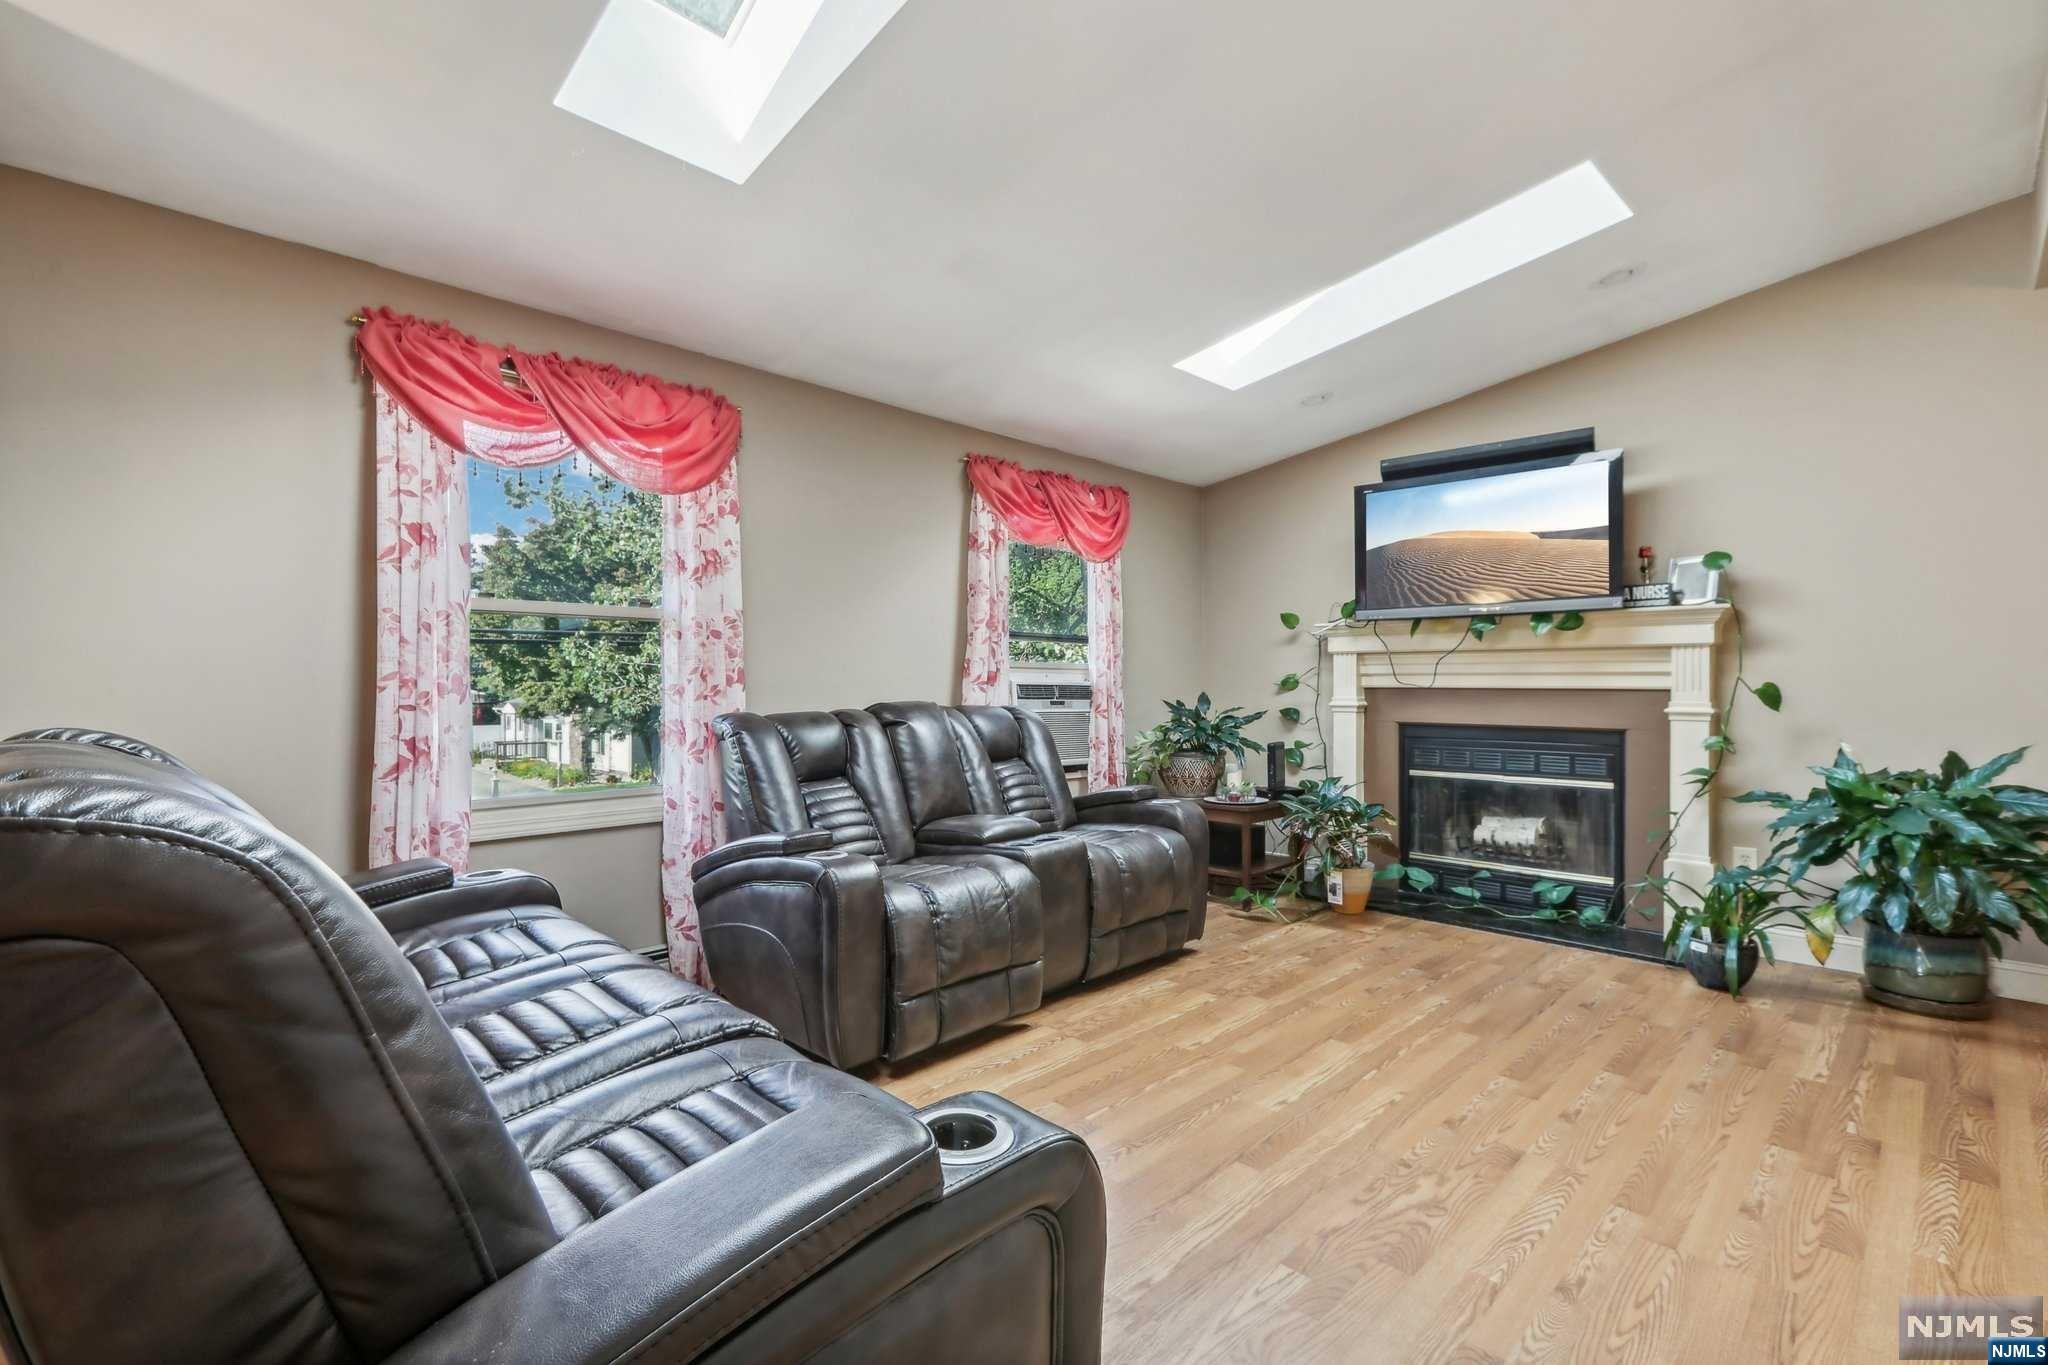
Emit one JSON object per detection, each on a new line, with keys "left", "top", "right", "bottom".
{"left": 1201, "top": 798, "right": 1299, "bottom": 895}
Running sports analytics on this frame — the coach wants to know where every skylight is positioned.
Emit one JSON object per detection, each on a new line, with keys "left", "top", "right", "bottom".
{"left": 657, "top": 0, "right": 753, "bottom": 41}
{"left": 1175, "top": 162, "right": 1633, "bottom": 390}
{"left": 558, "top": 0, "right": 907, "bottom": 184}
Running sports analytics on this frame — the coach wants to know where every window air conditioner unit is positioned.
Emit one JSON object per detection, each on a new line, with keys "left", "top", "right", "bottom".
{"left": 1014, "top": 682, "right": 1092, "bottom": 769}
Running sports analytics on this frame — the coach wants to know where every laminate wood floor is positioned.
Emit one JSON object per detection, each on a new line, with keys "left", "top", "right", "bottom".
{"left": 872, "top": 905, "right": 2048, "bottom": 1364}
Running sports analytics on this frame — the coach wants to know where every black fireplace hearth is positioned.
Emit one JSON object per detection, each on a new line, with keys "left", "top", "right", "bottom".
{"left": 1386, "top": 720, "right": 1668, "bottom": 960}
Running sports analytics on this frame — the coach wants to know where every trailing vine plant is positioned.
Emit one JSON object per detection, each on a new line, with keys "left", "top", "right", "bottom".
{"left": 1621, "top": 550, "right": 1781, "bottom": 916}
{"left": 1272, "top": 600, "right": 1590, "bottom": 780}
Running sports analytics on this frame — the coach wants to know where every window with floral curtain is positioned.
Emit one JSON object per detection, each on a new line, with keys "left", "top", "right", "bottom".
{"left": 959, "top": 454, "right": 1130, "bottom": 788}
{"left": 356, "top": 307, "right": 743, "bottom": 981}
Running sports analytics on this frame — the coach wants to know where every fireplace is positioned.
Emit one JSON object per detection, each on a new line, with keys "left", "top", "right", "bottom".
{"left": 1398, "top": 723, "right": 1624, "bottom": 917}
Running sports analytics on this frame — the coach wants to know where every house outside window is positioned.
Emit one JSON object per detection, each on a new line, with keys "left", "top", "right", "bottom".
{"left": 467, "top": 456, "right": 663, "bottom": 838}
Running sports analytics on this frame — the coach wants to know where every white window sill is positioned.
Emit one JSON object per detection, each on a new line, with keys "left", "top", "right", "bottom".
{"left": 472, "top": 788, "right": 663, "bottom": 842}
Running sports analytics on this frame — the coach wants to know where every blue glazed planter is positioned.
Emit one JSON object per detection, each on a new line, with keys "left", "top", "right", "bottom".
{"left": 1862, "top": 919, "right": 1991, "bottom": 1018}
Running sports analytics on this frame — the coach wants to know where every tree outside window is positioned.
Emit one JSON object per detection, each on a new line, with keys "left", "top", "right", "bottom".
{"left": 1008, "top": 542, "right": 1087, "bottom": 665}
{"left": 468, "top": 459, "right": 662, "bottom": 802}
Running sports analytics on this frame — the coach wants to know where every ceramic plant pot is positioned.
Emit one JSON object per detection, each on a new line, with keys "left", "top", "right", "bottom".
{"left": 1861, "top": 920, "right": 1992, "bottom": 1019}
{"left": 1158, "top": 751, "right": 1223, "bottom": 799}
{"left": 1686, "top": 938, "right": 1759, "bottom": 994}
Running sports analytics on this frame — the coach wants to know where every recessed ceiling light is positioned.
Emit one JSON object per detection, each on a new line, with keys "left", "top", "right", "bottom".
{"left": 1593, "top": 265, "right": 1639, "bottom": 288}
{"left": 1175, "top": 162, "right": 1633, "bottom": 391}
{"left": 1299, "top": 392, "right": 1333, "bottom": 407}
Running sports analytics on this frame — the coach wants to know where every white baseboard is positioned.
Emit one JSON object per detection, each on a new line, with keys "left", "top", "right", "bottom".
{"left": 1761, "top": 926, "right": 2048, "bottom": 1005}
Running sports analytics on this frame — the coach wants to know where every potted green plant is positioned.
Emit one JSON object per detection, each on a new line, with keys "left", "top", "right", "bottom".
{"left": 1743, "top": 746, "right": 2048, "bottom": 1018}
{"left": 1138, "top": 694, "right": 1267, "bottom": 798}
{"left": 1275, "top": 776, "right": 1396, "bottom": 910}
{"left": 1638, "top": 861, "right": 1837, "bottom": 998}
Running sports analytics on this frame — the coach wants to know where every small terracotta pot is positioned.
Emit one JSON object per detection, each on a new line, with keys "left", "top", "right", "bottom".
{"left": 1329, "top": 866, "right": 1374, "bottom": 915}
{"left": 1157, "top": 752, "right": 1222, "bottom": 799}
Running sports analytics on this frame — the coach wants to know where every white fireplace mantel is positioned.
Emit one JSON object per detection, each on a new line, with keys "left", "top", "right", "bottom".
{"left": 1323, "top": 603, "right": 1732, "bottom": 896}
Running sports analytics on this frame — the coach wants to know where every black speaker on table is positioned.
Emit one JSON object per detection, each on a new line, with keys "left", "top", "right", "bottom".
{"left": 1265, "top": 741, "right": 1287, "bottom": 798}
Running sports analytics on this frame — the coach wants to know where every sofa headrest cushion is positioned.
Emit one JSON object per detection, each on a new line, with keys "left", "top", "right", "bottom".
{"left": 963, "top": 707, "right": 1025, "bottom": 761}
{"left": 772, "top": 712, "right": 852, "bottom": 781}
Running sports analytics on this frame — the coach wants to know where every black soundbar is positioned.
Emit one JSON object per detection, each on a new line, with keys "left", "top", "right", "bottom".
{"left": 1376, "top": 427, "right": 1595, "bottom": 483}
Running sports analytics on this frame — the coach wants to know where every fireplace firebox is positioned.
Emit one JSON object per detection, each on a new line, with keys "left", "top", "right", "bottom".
{"left": 1398, "top": 723, "right": 1624, "bottom": 917}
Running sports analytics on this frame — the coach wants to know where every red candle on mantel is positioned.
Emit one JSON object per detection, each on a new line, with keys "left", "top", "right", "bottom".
{"left": 1637, "top": 546, "right": 1654, "bottom": 584}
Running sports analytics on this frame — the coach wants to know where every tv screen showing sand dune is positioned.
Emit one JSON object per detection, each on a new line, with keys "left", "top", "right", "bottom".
{"left": 1362, "top": 461, "right": 1612, "bottom": 612}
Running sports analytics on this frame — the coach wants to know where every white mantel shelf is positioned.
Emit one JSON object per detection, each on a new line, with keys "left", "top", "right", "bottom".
{"left": 1324, "top": 603, "right": 1733, "bottom": 911}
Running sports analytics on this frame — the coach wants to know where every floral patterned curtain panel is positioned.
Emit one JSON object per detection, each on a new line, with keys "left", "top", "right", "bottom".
{"left": 960, "top": 491, "right": 1012, "bottom": 705}
{"left": 359, "top": 310, "right": 743, "bottom": 982}
{"left": 1085, "top": 554, "right": 1125, "bottom": 789}
{"left": 369, "top": 385, "right": 474, "bottom": 870}
{"left": 657, "top": 464, "right": 745, "bottom": 985}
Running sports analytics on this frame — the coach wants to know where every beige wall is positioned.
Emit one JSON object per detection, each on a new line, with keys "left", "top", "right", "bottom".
{"left": 0, "top": 168, "right": 1203, "bottom": 949}
{"left": 1199, "top": 197, "right": 2048, "bottom": 964}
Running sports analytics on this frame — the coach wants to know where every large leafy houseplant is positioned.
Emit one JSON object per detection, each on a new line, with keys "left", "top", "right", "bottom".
{"left": 1130, "top": 693, "right": 1266, "bottom": 797}
{"left": 1640, "top": 861, "right": 1837, "bottom": 998}
{"left": 1741, "top": 747, "right": 2048, "bottom": 953}
{"left": 1158, "top": 693, "right": 1266, "bottom": 762}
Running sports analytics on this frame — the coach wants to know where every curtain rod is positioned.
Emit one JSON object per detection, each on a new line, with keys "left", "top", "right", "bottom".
{"left": 349, "top": 311, "right": 527, "bottom": 389}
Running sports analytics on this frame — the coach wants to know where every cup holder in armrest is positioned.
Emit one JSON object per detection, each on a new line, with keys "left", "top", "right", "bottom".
{"left": 921, "top": 1105, "right": 1017, "bottom": 1166}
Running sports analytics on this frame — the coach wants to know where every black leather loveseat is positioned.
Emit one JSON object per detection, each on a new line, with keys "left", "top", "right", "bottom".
{"left": 697, "top": 702, "right": 1207, "bottom": 1068}
{"left": 0, "top": 729, "right": 1105, "bottom": 1365}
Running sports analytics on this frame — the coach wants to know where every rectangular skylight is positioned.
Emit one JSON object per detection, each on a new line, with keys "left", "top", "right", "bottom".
{"left": 558, "top": 0, "right": 906, "bottom": 184}
{"left": 657, "top": 0, "right": 752, "bottom": 41}
{"left": 1175, "top": 162, "right": 1633, "bottom": 390}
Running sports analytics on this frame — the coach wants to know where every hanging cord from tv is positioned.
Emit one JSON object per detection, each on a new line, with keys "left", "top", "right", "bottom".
{"left": 1369, "top": 618, "right": 1476, "bottom": 688}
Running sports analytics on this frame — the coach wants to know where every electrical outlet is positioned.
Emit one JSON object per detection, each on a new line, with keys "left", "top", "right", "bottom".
{"left": 1733, "top": 845, "right": 1758, "bottom": 870}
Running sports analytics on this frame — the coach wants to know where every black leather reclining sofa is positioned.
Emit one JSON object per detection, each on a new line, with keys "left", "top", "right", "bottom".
{"left": 697, "top": 702, "right": 1208, "bottom": 1068}
{"left": 0, "top": 729, "right": 1104, "bottom": 1365}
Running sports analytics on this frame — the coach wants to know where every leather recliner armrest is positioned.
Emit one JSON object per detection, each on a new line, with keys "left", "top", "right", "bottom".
{"left": 1072, "top": 784, "right": 1161, "bottom": 809}
{"left": 1073, "top": 793, "right": 1211, "bottom": 938}
{"left": 691, "top": 829, "right": 835, "bottom": 879}
{"left": 914, "top": 813, "right": 1042, "bottom": 852}
{"left": 383, "top": 1093, "right": 943, "bottom": 1365}
{"left": 352, "top": 865, "right": 567, "bottom": 935}
{"left": 693, "top": 848, "right": 889, "bottom": 1068}
{"left": 344, "top": 857, "right": 455, "bottom": 907}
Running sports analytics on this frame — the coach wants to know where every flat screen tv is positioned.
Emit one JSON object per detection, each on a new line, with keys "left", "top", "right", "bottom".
{"left": 1353, "top": 448, "right": 1623, "bottom": 621}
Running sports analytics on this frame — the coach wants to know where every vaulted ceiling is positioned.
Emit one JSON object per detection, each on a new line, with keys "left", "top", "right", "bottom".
{"left": 3, "top": 0, "right": 2044, "bottom": 484}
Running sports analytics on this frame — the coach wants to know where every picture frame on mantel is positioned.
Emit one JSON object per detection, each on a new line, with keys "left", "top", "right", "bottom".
{"left": 1666, "top": 555, "right": 1724, "bottom": 604}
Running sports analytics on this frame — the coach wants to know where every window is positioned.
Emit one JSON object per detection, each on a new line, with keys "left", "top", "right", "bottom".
{"left": 1008, "top": 543, "right": 1090, "bottom": 773}
{"left": 468, "top": 457, "right": 663, "bottom": 838}
{"left": 1174, "top": 162, "right": 1632, "bottom": 390}
{"left": 1008, "top": 543, "right": 1086, "bottom": 665}
{"left": 555, "top": 0, "right": 908, "bottom": 184}
{"left": 655, "top": 0, "right": 753, "bottom": 40}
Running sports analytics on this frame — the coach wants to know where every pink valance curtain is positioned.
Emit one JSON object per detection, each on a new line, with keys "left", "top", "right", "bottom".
{"left": 355, "top": 306, "right": 742, "bottom": 494}
{"left": 959, "top": 454, "right": 1128, "bottom": 787}
{"left": 358, "top": 308, "right": 743, "bottom": 982}
{"left": 963, "top": 454, "right": 1131, "bottom": 562}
